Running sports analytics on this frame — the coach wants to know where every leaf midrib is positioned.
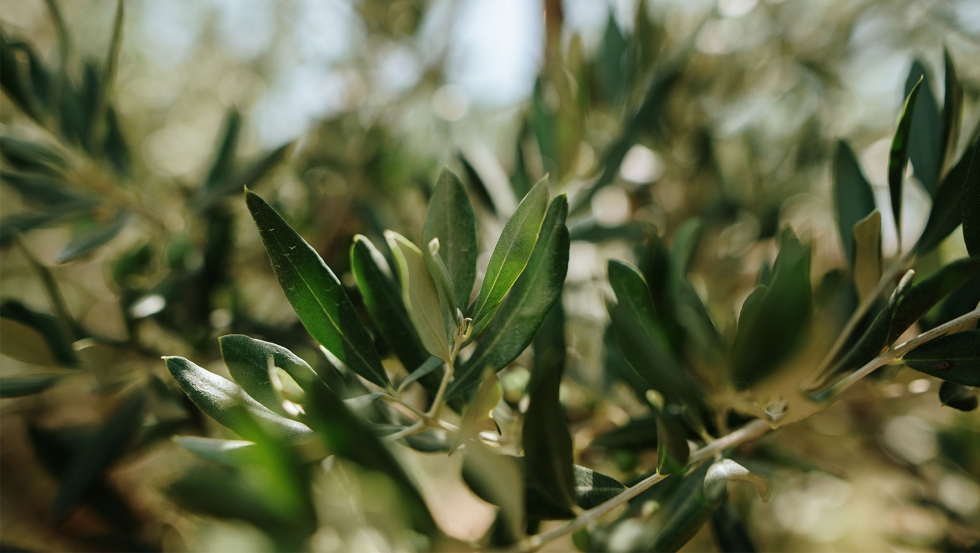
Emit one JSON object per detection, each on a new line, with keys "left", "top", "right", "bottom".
{"left": 475, "top": 197, "right": 542, "bottom": 320}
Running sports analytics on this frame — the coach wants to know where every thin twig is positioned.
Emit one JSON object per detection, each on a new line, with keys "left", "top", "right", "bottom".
{"left": 519, "top": 419, "right": 772, "bottom": 551}
{"left": 383, "top": 420, "right": 425, "bottom": 442}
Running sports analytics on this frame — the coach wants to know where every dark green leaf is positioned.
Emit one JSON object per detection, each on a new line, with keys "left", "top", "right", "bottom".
{"left": 915, "top": 137, "right": 976, "bottom": 254}
{"left": 889, "top": 257, "right": 980, "bottom": 343}
{"left": 164, "top": 356, "right": 313, "bottom": 442}
{"left": 940, "top": 47, "right": 962, "bottom": 173}
{"left": 607, "top": 260, "right": 705, "bottom": 406}
{"left": 0, "top": 299, "right": 77, "bottom": 366}
{"left": 711, "top": 500, "right": 758, "bottom": 553}
{"left": 525, "top": 464, "right": 626, "bottom": 520}
{"left": 450, "top": 195, "right": 569, "bottom": 398}
{"left": 0, "top": 374, "right": 60, "bottom": 397}
{"left": 246, "top": 190, "right": 389, "bottom": 388}
{"left": 350, "top": 235, "right": 431, "bottom": 373}
{"left": 671, "top": 218, "right": 703, "bottom": 276}
{"left": 0, "top": 170, "right": 97, "bottom": 208}
{"left": 53, "top": 392, "right": 144, "bottom": 521}
{"left": 0, "top": 136, "right": 68, "bottom": 175}
{"left": 657, "top": 410, "right": 690, "bottom": 475}
{"left": 904, "top": 330, "right": 980, "bottom": 386}
{"left": 904, "top": 61, "right": 942, "bottom": 196}
{"left": 822, "top": 270, "right": 915, "bottom": 382}
{"left": 888, "top": 77, "right": 923, "bottom": 240}
{"left": 55, "top": 211, "right": 128, "bottom": 263}
{"left": 471, "top": 177, "right": 550, "bottom": 337}
{"left": 219, "top": 334, "right": 321, "bottom": 414}
{"left": 423, "top": 168, "right": 478, "bottom": 309}
{"left": 206, "top": 108, "right": 242, "bottom": 188}
{"left": 962, "top": 138, "right": 980, "bottom": 257}
{"left": 833, "top": 140, "right": 876, "bottom": 265}
{"left": 386, "top": 230, "right": 453, "bottom": 361}
{"left": 590, "top": 414, "right": 659, "bottom": 451}
{"left": 733, "top": 228, "right": 812, "bottom": 386}
{"left": 173, "top": 436, "right": 260, "bottom": 465}
{"left": 938, "top": 381, "right": 977, "bottom": 412}
{"left": 522, "top": 302, "right": 576, "bottom": 516}
{"left": 200, "top": 143, "right": 293, "bottom": 209}
{"left": 0, "top": 32, "right": 44, "bottom": 122}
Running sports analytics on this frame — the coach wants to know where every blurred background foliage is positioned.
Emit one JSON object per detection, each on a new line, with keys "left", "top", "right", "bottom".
{"left": 2, "top": 0, "right": 980, "bottom": 551}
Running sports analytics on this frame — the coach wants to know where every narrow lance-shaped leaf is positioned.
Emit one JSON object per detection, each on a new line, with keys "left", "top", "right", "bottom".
{"left": 711, "top": 500, "right": 758, "bottom": 553}
{"left": 903, "top": 329, "right": 980, "bottom": 387}
{"left": 172, "top": 436, "right": 260, "bottom": 466}
{"left": 904, "top": 61, "right": 942, "bottom": 196}
{"left": 397, "top": 356, "right": 443, "bottom": 394}
{"left": 657, "top": 408, "right": 691, "bottom": 475}
{"left": 164, "top": 356, "right": 313, "bottom": 442}
{"left": 524, "top": 463, "right": 627, "bottom": 520}
{"left": 423, "top": 168, "right": 478, "bottom": 309}
{"left": 522, "top": 302, "right": 576, "bottom": 516}
{"left": 246, "top": 190, "right": 389, "bottom": 388}
{"left": 941, "top": 47, "right": 962, "bottom": 174}
{"left": 350, "top": 235, "right": 431, "bottom": 372}
{"left": 852, "top": 210, "right": 882, "bottom": 302}
{"left": 206, "top": 108, "right": 241, "bottom": 188}
{"left": 200, "top": 144, "right": 293, "bottom": 208}
{"left": 52, "top": 392, "right": 144, "bottom": 521}
{"left": 385, "top": 231, "right": 452, "bottom": 361}
{"left": 962, "top": 138, "right": 980, "bottom": 257}
{"left": 56, "top": 211, "right": 128, "bottom": 263}
{"left": 0, "top": 299, "right": 77, "bottom": 366}
{"left": 470, "top": 177, "right": 550, "bottom": 337}
{"left": 450, "top": 195, "right": 569, "bottom": 398}
{"left": 914, "top": 134, "right": 977, "bottom": 254}
{"left": 0, "top": 375, "right": 61, "bottom": 398}
{"left": 833, "top": 140, "right": 876, "bottom": 265}
{"left": 671, "top": 218, "right": 703, "bottom": 276}
{"left": 219, "top": 334, "right": 320, "bottom": 414}
{"left": 888, "top": 77, "right": 923, "bottom": 244}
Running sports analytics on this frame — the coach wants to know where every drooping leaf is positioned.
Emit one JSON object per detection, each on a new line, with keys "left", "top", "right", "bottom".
{"left": 888, "top": 257, "right": 980, "bottom": 343}
{"left": 55, "top": 211, "right": 128, "bottom": 263}
{"left": 832, "top": 140, "right": 876, "bottom": 265}
{"left": 937, "top": 381, "right": 977, "bottom": 412}
{"left": 246, "top": 190, "right": 389, "bottom": 388}
{"left": 903, "top": 329, "right": 980, "bottom": 386}
{"left": 657, "top": 410, "right": 691, "bottom": 475}
{"left": 887, "top": 77, "right": 923, "bottom": 242}
{"left": 733, "top": 228, "right": 812, "bottom": 386}
{"left": 350, "top": 235, "right": 431, "bottom": 373}
{"left": 385, "top": 230, "right": 453, "bottom": 361}
{"left": 607, "top": 260, "right": 705, "bottom": 406}
{"left": 173, "top": 436, "right": 260, "bottom": 466}
{"left": 522, "top": 302, "right": 576, "bottom": 516}
{"left": 914, "top": 136, "right": 976, "bottom": 254}
{"left": 423, "top": 168, "right": 478, "bottom": 309}
{"left": 703, "top": 459, "right": 771, "bottom": 504}
{"left": 219, "top": 334, "right": 320, "bottom": 414}
{"left": 852, "top": 210, "right": 882, "bottom": 302}
{"left": 470, "top": 178, "right": 550, "bottom": 337}
{"left": 164, "top": 356, "right": 313, "bottom": 442}
{"left": 450, "top": 195, "right": 569, "bottom": 398}
{"left": 711, "top": 500, "right": 758, "bottom": 553}
{"left": 638, "top": 229, "right": 686, "bottom": 352}
{"left": 962, "top": 138, "right": 980, "bottom": 257}
{"left": 822, "top": 270, "right": 916, "bottom": 382}
{"left": 904, "top": 61, "right": 942, "bottom": 196}
{"left": 0, "top": 374, "right": 61, "bottom": 397}
{"left": 52, "top": 392, "right": 144, "bottom": 522}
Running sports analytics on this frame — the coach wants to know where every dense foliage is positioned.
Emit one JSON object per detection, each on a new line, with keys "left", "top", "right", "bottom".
{"left": 2, "top": 1, "right": 979, "bottom": 551}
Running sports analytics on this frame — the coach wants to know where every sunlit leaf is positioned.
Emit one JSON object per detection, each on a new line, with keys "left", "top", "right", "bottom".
{"left": 450, "top": 195, "right": 569, "bottom": 398}
{"left": 246, "top": 190, "right": 389, "bottom": 388}
{"left": 219, "top": 334, "right": 320, "bottom": 414}
{"left": 852, "top": 210, "right": 882, "bottom": 302}
{"left": 423, "top": 168, "right": 478, "bottom": 309}
{"left": 470, "top": 177, "right": 549, "bottom": 337}
{"left": 173, "top": 436, "right": 259, "bottom": 466}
